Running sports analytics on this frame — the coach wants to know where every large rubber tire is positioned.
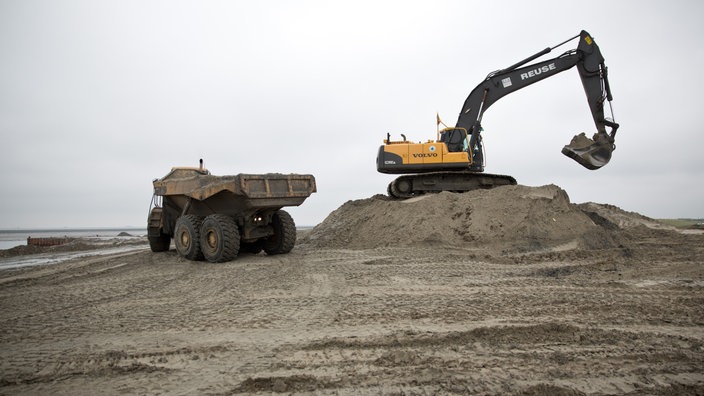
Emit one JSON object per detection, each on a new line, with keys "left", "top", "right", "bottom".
{"left": 174, "top": 215, "right": 203, "bottom": 261}
{"left": 148, "top": 233, "right": 171, "bottom": 252}
{"left": 199, "top": 214, "right": 240, "bottom": 263}
{"left": 148, "top": 207, "right": 171, "bottom": 252}
{"left": 263, "top": 210, "right": 296, "bottom": 255}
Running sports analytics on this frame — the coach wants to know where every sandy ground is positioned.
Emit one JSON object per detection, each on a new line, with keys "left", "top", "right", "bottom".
{"left": 1, "top": 185, "right": 703, "bottom": 395}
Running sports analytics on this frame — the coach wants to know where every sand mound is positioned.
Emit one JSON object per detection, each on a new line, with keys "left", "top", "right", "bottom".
{"left": 301, "top": 184, "right": 628, "bottom": 253}
{"left": 577, "top": 202, "right": 672, "bottom": 230}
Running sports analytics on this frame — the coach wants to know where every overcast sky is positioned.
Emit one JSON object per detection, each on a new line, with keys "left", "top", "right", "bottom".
{"left": 1, "top": 0, "right": 702, "bottom": 229}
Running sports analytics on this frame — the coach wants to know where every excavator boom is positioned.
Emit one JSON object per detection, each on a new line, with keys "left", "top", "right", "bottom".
{"left": 457, "top": 30, "right": 618, "bottom": 170}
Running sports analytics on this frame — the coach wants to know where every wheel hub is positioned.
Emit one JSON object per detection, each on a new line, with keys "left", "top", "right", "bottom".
{"left": 206, "top": 231, "right": 217, "bottom": 248}
{"left": 179, "top": 232, "right": 190, "bottom": 248}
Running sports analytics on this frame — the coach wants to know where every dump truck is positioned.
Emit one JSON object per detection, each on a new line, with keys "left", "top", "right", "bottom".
{"left": 148, "top": 161, "right": 316, "bottom": 263}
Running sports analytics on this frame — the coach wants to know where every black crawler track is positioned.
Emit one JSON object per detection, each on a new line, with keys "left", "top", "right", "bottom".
{"left": 387, "top": 171, "right": 517, "bottom": 199}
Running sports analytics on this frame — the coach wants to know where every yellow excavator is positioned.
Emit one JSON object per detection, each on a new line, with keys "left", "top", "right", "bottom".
{"left": 377, "top": 30, "right": 618, "bottom": 198}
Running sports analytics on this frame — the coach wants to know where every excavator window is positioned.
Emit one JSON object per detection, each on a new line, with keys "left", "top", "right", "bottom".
{"left": 441, "top": 128, "right": 469, "bottom": 153}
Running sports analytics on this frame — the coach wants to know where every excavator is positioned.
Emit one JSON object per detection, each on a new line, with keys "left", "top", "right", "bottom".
{"left": 377, "top": 30, "right": 619, "bottom": 198}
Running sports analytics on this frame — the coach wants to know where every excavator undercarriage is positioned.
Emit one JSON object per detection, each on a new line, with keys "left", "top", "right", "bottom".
{"left": 387, "top": 171, "right": 516, "bottom": 199}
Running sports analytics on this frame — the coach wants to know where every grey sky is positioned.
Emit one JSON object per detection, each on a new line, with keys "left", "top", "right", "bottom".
{"left": 1, "top": 0, "right": 702, "bottom": 228}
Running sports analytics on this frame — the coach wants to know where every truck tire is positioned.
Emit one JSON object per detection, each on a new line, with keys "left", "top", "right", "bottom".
{"left": 174, "top": 215, "right": 204, "bottom": 261}
{"left": 148, "top": 233, "right": 171, "bottom": 252}
{"left": 264, "top": 210, "right": 296, "bottom": 255}
{"left": 148, "top": 207, "right": 171, "bottom": 252}
{"left": 200, "top": 214, "right": 240, "bottom": 263}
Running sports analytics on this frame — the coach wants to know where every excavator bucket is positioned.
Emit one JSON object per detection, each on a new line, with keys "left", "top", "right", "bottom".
{"left": 561, "top": 132, "right": 615, "bottom": 170}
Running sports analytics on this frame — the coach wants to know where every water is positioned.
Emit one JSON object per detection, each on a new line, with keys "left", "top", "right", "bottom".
{"left": 0, "top": 228, "right": 147, "bottom": 250}
{"left": 0, "top": 245, "right": 148, "bottom": 270}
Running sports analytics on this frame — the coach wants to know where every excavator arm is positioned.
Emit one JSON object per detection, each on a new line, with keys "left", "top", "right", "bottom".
{"left": 456, "top": 30, "right": 618, "bottom": 170}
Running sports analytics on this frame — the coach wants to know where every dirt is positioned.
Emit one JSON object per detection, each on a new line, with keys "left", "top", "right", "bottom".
{"left": 1, "top": 184, "right": 703, "bottom": 395}
{"left": 303, "top": 185, "right": 619, "bottom": 252}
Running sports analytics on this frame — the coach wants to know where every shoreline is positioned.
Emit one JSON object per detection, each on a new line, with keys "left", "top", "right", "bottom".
{"left": 0, "top": 228, "right": 148, "bottom": 250}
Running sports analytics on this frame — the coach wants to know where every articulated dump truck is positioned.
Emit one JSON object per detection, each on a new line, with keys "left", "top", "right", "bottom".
{"left": 148, "top": 163, "right": 316, "bottom": 263}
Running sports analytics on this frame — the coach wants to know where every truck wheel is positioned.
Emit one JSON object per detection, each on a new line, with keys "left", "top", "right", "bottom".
{"left": 147, "top": 206, "right": 171, "bottom": 252}
{"left": 148, "top": 233, "right": 171, "bottom": 252}
{"left": 174, "top": 215, "right": 204, "bottom": 261}
{"left": 264, "top": 210, "right": 296, "bottom": 255}
{"left": 148, "top": 207, "right": 170, "bottom": 252}
{"left": 200, "top": 214, "right": 240, "bottom": 263}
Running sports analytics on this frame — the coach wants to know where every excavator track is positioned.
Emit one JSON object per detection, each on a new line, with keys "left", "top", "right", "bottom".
{"left": 387, "top": 171, "right": 517, "bottom": 199}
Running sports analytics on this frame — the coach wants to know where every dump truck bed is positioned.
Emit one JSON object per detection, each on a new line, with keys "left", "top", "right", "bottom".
{"left": 152, "top": 168, "right": 316, "bottom": 219}
{"left": 153, "top": 169, "right": 316, "bottom": 210}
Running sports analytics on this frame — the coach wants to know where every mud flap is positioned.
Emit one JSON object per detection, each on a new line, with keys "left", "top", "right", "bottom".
{"left": 562, "top": 132, "right": 615, "bottom": 170}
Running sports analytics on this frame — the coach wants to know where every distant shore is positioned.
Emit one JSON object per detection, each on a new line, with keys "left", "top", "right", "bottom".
{"left": 0, "top": 228, "right": 147, "bottom": 250}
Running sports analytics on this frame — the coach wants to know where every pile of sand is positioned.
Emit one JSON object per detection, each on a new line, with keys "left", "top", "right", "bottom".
{"left": 301, "top": 184, "right": 652, "bottom": 253}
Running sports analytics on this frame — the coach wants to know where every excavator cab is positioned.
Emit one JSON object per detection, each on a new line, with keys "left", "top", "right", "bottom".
{"left": 440, "top": 127, "right": 485, "bottom": 171}
{"left": 439, "top": 127, "right": 469, "bottom": 153}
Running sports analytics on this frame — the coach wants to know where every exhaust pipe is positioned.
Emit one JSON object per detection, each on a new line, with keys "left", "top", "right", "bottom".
{"left": 562, "top": 131, "right": 616, "bottom": 170}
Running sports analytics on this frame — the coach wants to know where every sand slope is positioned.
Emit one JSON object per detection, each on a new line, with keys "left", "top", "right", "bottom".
{"left": 302, "top": 185, "right": 626, "bottom": 252}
